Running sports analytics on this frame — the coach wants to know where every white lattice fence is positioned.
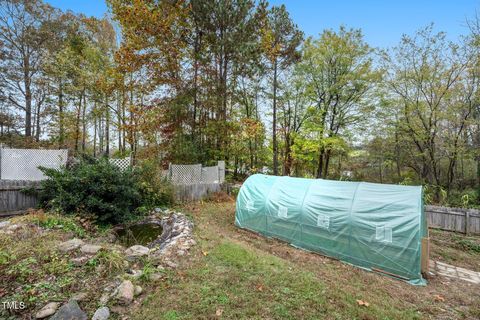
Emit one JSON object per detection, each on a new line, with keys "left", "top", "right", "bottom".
{"left": 202, "top": 166, "right": 219, "bottom": 183}
{"left": 169, "top": 161, "right": 225, "bottom": 185}
{"left": 109, "top": 157, "right": 131, "bottom": 171}
{"left": 0, "top": 148, "right": 68, "bottom": 181}
{"left": 170, "top": 164, "right": 202, "bottom": 185}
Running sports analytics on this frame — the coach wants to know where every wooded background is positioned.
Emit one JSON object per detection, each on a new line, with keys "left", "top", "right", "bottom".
{"left": 1, "top": 0, "right": 479, "bottom": 207}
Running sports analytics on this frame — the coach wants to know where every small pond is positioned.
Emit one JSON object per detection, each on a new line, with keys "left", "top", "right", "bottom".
{"left": 115, "top": 223, "right": 163, "bottom": 247}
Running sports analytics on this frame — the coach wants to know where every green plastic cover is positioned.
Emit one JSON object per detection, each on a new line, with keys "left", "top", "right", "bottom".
{"left": 235, "top": 174, "right": 426, "bottom": 285}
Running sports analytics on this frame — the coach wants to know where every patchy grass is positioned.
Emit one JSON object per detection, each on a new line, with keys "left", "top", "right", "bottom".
{"left": 0, "top": 213, "right": 129, "bottom": 319}
{"left": 430, "top": 229, "right": 480, "bottom": 272}
{"left": 133, "top": 200, "right": 480, "bottom": 320}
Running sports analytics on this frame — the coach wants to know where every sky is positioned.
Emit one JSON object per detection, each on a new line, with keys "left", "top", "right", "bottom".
{"left": 46, "top": 0, "right": 479, "bottom": 48}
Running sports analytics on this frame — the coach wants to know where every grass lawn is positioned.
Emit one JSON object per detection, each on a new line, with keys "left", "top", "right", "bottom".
{"left": 132, "top": 199, "right": 480, "bottom": 320}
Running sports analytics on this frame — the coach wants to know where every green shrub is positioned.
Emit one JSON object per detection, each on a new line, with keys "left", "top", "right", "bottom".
{"left": 134, "top": 160, "right": 174, "bottom": 212}
{"left": 38, "top": 156, "right": 142, "bottom": 225}
{"left": 38, "top": 156, "right": 174, "bottom": 225}
{"left": 446, "top": 188, "right": 480, "bottom": 208}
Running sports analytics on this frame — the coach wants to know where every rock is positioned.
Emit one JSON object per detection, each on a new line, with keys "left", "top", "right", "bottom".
{"left": 71, "top": 292, "right": 88, "bottom": 301}
{"left": 80, "top": 244, "right": 102, "bottom": 254}
{"left": 125, "top": 244, "right": 150, "bottom": 257}
{"left": 186, "top": 239, "right": 197, "bottom": 246}
{"left": 125, "top": 245, "right": 149, "bottom": 260}
{"left": 164, "top": 260, "right": 178, "bottom": 269}
{"left": 0, "top": 220, "right": 11, "bottom": 229}
{"left": 6, "top": 224, "right": 20, "bottom": 232}
{"left": 92, "top": 306, "right": 110, "bottom": 320}
{"left": 109, "top": 305, "right": 127, "bottom": 315}
{"left": 35, "top": 302, "right": 60, "bottom": 319}
{"left": 116, "top": 280, "right": 134, "bottom": 305}
{"left": 50, "top": 300, "right": 87, "bottom": 320}
{"left": 134, "top": 285, "right": 143, "bottom": 296}
{"left": 99, "top": 293, "right": 111, "bottom": 305}
{"left": 150, "top": 273, "right": 163, "bottom": 281}
{"left": 70, "top": 256, "right": 89, "bottom": 267}
{"left": 127, "top": 269, "right": 143, "bottom": 279}
{"left": 58, "top": 238, "right": 84, "bottom": 252}
{"left": 177, "top": 250, "right": 186, "bottom": 256}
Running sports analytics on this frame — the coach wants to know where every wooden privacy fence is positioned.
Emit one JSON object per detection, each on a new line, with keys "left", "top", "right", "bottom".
{"left": 426, "top": 205, "right": 480, "bottom": 235}
{"left": 0, "top": 180, "right": 41, "bottom": 216}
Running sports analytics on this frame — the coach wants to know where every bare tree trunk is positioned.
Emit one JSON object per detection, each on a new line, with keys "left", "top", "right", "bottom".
{"left": 272, "top": 59, "right": 278, "bottom": 175}
{"left": 323, "top": 149, "right": 331, "bottom": 179}
{"left": 58, "top": 80, "right": 65, "bottom": 149}
{"left": 81, "top": 94, "right": 87, "bottom": 151}
{"left": 74, "top": 93, "right": 82, "bottom": 152}
{"left": 316, "top": 147, "right": 324, "bottom": 178}
{"left": 24, "top": 57, "right": 32, "bottom": 137}
{"left": 105, "top": 94, "right": 110, "bottom": 157}
{"left": 35, "top": 101, "right": 41, "bottom": 142}
{"left": 93, "top": 111, "right": 97, "bottom": 158}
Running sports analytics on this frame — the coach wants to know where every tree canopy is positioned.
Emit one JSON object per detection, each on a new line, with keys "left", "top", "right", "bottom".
{"left": 1, "top": 0, "right": 480, "bottom": 207}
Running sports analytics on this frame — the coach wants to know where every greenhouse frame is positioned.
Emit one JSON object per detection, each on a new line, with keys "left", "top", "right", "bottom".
{"left": 235, "top": 174, "right": 429, "bottom": 285}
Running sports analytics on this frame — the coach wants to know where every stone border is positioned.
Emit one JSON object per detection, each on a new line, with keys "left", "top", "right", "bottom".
{"left": 118, "top": 210, "right": 196, "bottom": 267}
{"left": 149, "top": 211, "right": 196, "bottom": 265}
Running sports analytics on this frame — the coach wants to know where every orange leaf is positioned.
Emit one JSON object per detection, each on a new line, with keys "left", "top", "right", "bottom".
{"left": 356, "top": 299, "right": 370, "bottom": 307}
{"left": 433, "top": 294, "right": 445, "bottom": 302}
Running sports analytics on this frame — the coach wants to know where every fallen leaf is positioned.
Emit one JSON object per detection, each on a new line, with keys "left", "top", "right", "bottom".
{"left": 216, "top": 308, "right": 224, "bottom": 316}
{"left": 356, "top": 299, "right": 370, "bottom": 307}
{"left": 433, "top": 294, "right": 445, "bottom": 302}
{"left": 256, "top": 284, "right": 264, "bottom": 292}
{"left": 202, "top": 251, "right": 209, "bottom": 256}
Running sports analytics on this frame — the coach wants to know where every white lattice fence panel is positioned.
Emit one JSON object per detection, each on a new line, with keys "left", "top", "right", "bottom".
{"left": 0, "top": 148, "right": 68, "bottom": 181}
{"left": 170, "top": 164, "right": 202, "bottom": 185}
{"left": 109, "top": 157, "right": 131, "bottom": 171}
{"left": 201, "top": 166, "right": 219, "bottom": 183}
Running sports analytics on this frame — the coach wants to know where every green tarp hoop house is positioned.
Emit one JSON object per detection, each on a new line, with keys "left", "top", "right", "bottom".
{"left": 235, "top": 174, "right": 427, "bottom": 285}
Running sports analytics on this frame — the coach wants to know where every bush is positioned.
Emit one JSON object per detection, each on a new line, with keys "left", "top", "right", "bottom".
{"left": 38, "top": 156, "right": 145, "bottom": 225}
{"left": 134, "top": 160, "right": 174, "bottom": 213}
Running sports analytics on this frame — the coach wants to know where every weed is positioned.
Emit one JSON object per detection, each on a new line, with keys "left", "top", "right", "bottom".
{"left": 139, "top": 261, "right": 155, "bottom": 282}
{"left": 28, "top": 212, "right": 85, "bottom": 237}
{"left": 95, "top": 249, "right": 126, "bottom": 276}
{"left": 7, "top": 257, "right": 37, "bottom": 281}
{"left": 0, "top": 250, "right": 15, "bottom": 265}
{"left": 44, "top": 253, "right": 71, "bottom": 275}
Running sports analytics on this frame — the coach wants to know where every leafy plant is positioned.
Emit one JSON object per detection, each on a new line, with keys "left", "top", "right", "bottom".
{"left": 38, "top": 156, "right": 142, "bottom": 225}
{"left": 38, "top": 156, "right": 174, "bottom": 225}
{"left": 29, "top": 211, "right": 85, "bottom": 237}
{"left": 134, "top": 160, "right": 174, "bottom": 212}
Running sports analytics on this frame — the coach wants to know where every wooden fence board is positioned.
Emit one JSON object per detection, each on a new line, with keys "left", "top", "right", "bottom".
{"left": 426, "top": 205, "right": 480, "bottom": 234}
{"left": 0, "top": 180, "right": 41, "bottom": 216}
{"left": 173, "top": 183, "right": 222, "bottom": 202}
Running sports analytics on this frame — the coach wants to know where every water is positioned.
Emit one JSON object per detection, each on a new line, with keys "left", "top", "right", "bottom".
{"left": 115, "top": 223, "right": 163, "bottom": 247}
